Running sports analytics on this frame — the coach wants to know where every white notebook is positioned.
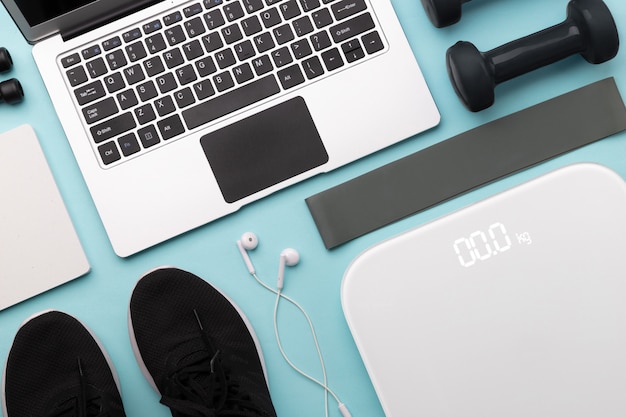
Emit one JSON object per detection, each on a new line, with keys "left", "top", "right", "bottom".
{"left": 0, "top": 124, "right": 89, "bottom": 310}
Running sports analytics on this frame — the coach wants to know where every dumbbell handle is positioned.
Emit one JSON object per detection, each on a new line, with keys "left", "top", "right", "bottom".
{"left": 488, "top": 20, "right": 582, "bottom": 85}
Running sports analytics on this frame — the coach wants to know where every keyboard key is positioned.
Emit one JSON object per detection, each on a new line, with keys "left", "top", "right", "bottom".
{"left": 174, "top": 87, "right": 196, "bottom": 108}
{"left": 204, "top": 0, "right": 223, "bottom": 9}
{"left": 154, "top": 95, "right": 176, "bottom": 116}
{"left": 163, "top": 11, "right": 183, "bottom": 26}
{"left": 223, "top": 2, "right": 245, "bottom": 21}
{"left": 234, "top": 40, "right": 255, "bottom": 61}
{"left": 122, "top": 28, "right": 142, "bottom": 43}
{"left": 241, "top": 15, "right": 263, "bottom": 36}
{"left": 74, "top": 80, "right": 106, "bottom": 105}
{"left": 291, "top": 38, "right": 312, "bottom": 59}
{"left": 86, "top": 57, "right": 108, "bottom": 78}
{"left": 103, "top": 72, "right": 126, "bottom": 93}
{"left": 126, "top": 42, "right": 147, "bottom": 62}
{"left": 184, "top": 3, "right": 204, "bottom": 17}
{"left": 196, "top": 56, "right": 217, "bottom": 76}
{"left": 137, "top": 125, "right": 160, "bottom": 148}
{"left": 201, "top": 32, "right": 223, "bottom": 53}
{"left": 90, "top": 113, "right": 136, "bottom": 143}
{"left": 98, "top": 141, "right": 121, "bottom": 165}
{"left": 251, "top": 54, "right": 273, "bottom": 75}
{"left": 106, "top": 50, "right": 127, "bottom": 70}
{"left": 253, "top": 32, "right": 275, "bottom": 53}
{"left": 215, "top": 48, "right": 236, "bottom": 69}
{"left": 277, "top": 64, "right": 305, "bottom": 89}
{"left": 117, "top": 89, "right": 139, "bottom": 110}
{"left": 66, "top": 66, "right": 88, "bottom": 86}
{"left": 271, "top": 46, "right": 293, "bottom": 67}
{"left": 146, "top": 33, "right": 167, "bottom": 53}
{"left": 102, "top": 36, "right": 122, "bottom": 51}
{"left": 165, "top": 25, "right": 187, "bottom": 46}
{"left": 118, "top": 133, "right": 141, "bottom": 156}
{"left": 137, "top": 80, "right": 159, "bottom": 101}
{"left": 204, "top": 9, "right": 226, "bottom": 29}
{"left": 134, "top": 103, "right": 156, "bottom": 124}
{"left": 181, "top": 40, "right": 205, "bottom": 61}
{"left": 233, "top": 62, "right": 254, "bottom": 84}
{"left": 312, "top": 8, "right": 333, "bottom": 28}
{"left": 81, "top": 45, "right": 101, "bottom": 60}
{"left": 329, "top": 12, "right": 374, "bottom": 43}
{"left": 163, "top": 48, "right": 185, "bottom": 68}
{"left": 362, "top": 30, "right": 383, "bottom": 54}
{"left": 192, "top": 79, "right": 215, "bottom": 100}
{"left": 221, "top": 24, "right": 243, "bottom": 44}
{"left": 185, "top": 17, "right": 206, "bottom": 38}
{"left": 292, "top": 15, "right": 314, "bottom": 36}
{"left": 299, "top": 0, "right": 321, "bottom": 12}
{"left": 61, "top": 53, "right": 81, "bottom": 68}
{"left": 279, "top": 0, "right": 301, "bottom": 20}
{"left": 123, "top": 64, "right": 146, "bottom": 85}
{"left": 175, "top": 64, "right": 198, "bottom": 85}
{"left": 182, "top": 74, "right": 280, "bottom": 129}
{"left": 331, "top": 0, "right": 366, "bottom": 21}
{"left": 144, "top": 56, "right": 166, "bottom": 77}
{"left": 310, "top": 31, "right": 331, "bottom": 51}
{"left": 321, "top": 47, "right": 344, "bottom": 71}
{"left": 156, "top": 73, "right": 178, "bottom": 94}
{"left": 143, "top": 20, "right": 163, "bottom": 34}
{"left": 82, "top": 97, "right": 118, "bottom": 124}
{"left": 341, "top": 39, "right": 364, "bottom": 62}
{"left": 260, "top": 7, "right": 282, "bottom": 28}
{"left": 158, "top": 114, "right": 185, "bottom": 140}
{"left": 302, "top": 55, "right": 324, "bottom": 79}
{"left": 273, "top": 24, "right": 295, "bottom": 45}
{"left": 242, "top": 0, "right": 264, "bottom": 13}
{"left": 213, "top": 71, "right": 234, "bottom": 92}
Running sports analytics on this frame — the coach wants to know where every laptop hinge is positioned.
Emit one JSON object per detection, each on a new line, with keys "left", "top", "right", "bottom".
{"left": 61, "top": 0, "right": 163, "bottom": 41}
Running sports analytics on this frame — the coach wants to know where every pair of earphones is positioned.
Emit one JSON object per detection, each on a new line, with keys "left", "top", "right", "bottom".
{"left": 236, "top": 232, "right": 351, "bottom": 417}
{"left": 0, "top": 47, "right": 24, "bottom": 105}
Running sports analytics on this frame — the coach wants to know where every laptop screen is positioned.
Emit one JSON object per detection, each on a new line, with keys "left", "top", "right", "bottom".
{"left": 14, "top": 0, "right": 97, "bottom": 27}
{"left": 2, "top": 0, "right": 161, "bottom": 43}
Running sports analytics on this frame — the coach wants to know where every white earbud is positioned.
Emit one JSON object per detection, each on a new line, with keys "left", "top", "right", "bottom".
{"left": 277, "top": 248, "right": 300, "bottom": 290}
{"left": 237, "top": 232, "right": 258, "bottom": 274}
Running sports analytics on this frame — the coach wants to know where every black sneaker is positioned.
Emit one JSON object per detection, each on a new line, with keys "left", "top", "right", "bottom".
{"left": 2, "top": 310, "right": 126, "bottom": 417}
{"left": 128, "top": 267, "right": 278, "bottom": 417}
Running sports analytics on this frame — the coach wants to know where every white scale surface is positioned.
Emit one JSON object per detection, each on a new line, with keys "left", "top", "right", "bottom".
{"left": 342, "top": 163, "right": 626, "bottom": 416}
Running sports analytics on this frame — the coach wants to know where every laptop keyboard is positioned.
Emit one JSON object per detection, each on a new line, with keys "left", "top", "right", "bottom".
{"left": 59, "top": 0, "right": 386, "bottom": 168}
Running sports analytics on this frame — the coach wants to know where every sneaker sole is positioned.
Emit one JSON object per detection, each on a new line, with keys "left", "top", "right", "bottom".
{"left": 127, "top": 266, "right": 271, "bottom": 394}
{"left": 1, "top": 309, "right": 123, "bottom": 417}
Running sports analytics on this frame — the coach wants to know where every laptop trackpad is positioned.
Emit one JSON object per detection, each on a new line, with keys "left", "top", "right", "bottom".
{"left": 200, "top": 97, "right": 329, "bottom": 203}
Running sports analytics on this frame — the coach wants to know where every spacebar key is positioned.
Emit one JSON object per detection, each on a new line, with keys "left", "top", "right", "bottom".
{"left": 183, "top": 75, "right": 281, "bottom": 130}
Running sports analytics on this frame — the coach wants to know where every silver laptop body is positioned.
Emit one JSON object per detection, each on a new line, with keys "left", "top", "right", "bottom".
{"left": 2, "top": 0, "right": 439, "bottom": 256}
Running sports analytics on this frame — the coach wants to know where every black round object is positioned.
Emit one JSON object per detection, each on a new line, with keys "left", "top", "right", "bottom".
{"left": 0, "top": 78, "right": 24, "bottom": 104}
{"left": 0, "top": 47, "right": 13, "bottom": 73}
{"left": 446, "top": 0, "right": 619, "bottom": 112}
{"left": 420, "top": 0, "right": 466, "bottom": 28}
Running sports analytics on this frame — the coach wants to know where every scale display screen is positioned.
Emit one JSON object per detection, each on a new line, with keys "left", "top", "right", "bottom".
{"left": 342, "top": 164, "right": 626, "bottom": 417}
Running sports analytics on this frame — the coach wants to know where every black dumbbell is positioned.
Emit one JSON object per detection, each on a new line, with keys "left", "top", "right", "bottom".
{"left": 0, "top": 47, "right": 24, "bottom": 104}
{"left": 1, "top": 79, "right": 24, "bottom": 104}
{"left": 421, "top": 0, "right": 471, "bottom": 28}
{"left": 0, "top": 47, "right": 12, "bottom": 72}
{"left": 446, "top": 0, "right": 619, "bottom": 112}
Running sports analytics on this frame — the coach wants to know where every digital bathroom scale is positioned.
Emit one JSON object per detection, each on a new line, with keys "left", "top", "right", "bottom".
{"left": 342, "top": 163, "right": 626, "bottom": 417}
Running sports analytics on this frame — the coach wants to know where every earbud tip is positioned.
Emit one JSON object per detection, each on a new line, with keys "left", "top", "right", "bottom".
{"left": 240, "top": 232, "right": 258, "bottom": 250}
{"left": 281, "top": 248, "right": 300, "bottom": 266}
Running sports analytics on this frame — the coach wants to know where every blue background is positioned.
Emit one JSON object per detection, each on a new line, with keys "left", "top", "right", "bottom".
{"left": 1, "top": 1, "right": 626, "bottom": 416}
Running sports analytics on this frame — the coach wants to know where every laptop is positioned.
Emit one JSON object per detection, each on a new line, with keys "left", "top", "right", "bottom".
{"left": 2, "top": 0, "right": 440, "bottom": 257}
